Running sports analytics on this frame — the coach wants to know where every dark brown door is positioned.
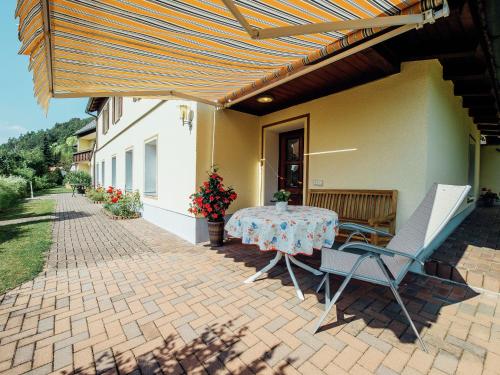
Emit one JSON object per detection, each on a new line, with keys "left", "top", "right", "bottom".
{"left": 279, "top": 129, "right": 304, "bottom": 205}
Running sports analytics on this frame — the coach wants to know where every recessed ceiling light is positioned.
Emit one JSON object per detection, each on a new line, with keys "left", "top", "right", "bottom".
{"left": 256, "top": 94, "right": 274, "bottom": 103}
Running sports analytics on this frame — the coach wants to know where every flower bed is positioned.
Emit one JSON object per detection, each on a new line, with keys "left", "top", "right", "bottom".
{"left": 85, "top": 186, "right": 107, "bottom": 203}
{"left": 103, "top": 187, "right": 142, "bottom": 219}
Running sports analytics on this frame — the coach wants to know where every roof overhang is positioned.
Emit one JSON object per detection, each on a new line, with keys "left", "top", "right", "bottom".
{"left": 16, "top": 0, "right": 449, "bottom": 112}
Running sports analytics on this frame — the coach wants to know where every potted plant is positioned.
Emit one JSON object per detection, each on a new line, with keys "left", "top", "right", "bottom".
{"left": 189, "top": 168, "right": 237, "bottom": 247}
{"left": 272, "top": 189, "right": 291, "bottom": 212}
{"left": 480, "top": 188, "right": 499, "bottom": 207}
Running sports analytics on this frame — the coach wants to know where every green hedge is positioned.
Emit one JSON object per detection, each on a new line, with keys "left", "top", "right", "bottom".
{"left": 0, "top": 176, "right": 27, "bottom": 210}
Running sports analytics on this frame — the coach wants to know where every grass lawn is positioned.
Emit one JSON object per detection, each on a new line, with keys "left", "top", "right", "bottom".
{"left": 0, "top": 199, "right": 55, "bottom": 294}
{"left": 35, "top": 186, "right": 72, "bottom": 196}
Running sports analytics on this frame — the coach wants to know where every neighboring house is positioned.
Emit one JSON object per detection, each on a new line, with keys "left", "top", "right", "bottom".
{"left": 88, "top": 60, "right": 484, "bottom": 244}
{"left": 72, "top": 120, "right": 96, "bottom": 176}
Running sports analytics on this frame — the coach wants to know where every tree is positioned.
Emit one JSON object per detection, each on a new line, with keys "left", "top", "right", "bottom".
{"left": 51, "top": 135, "right": 77, "bottom": 170}
{"left": 0, "top": 117, "right": 92, "bottom": 190}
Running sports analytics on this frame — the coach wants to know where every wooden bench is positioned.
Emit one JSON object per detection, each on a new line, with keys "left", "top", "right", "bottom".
{"left": 307, "top": 189, "right": 398, "bottom": 245}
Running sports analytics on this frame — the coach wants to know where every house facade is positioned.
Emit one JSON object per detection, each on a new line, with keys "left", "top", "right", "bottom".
{"left": 89, "top": 59, "right": 482, "bottom": 244}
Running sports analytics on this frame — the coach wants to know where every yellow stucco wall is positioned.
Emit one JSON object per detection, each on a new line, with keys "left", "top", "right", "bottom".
{"left": 196, "top": 60, "right": 479, "bottom": 228}
{"left": 480, "top": 146, "right": 500, "bottom": 193}
{"left": 259, "top": 61, "right": 433, "bottom": 227}
{"left": 425, "top": 61, "right": 481, "bottom": 200}
{"left": 196, "top": 104, "right": 260, "bottom": 213}
{"left": 78, "top": 138, "right": 94, "bottom": 151}
{"left": 76, "top": 163, "right": 91, "bottom": 173}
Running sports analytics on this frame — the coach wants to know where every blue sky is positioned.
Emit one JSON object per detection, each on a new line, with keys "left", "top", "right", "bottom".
{"left": 0, "top": 2, "right": 88, "bottom": 144}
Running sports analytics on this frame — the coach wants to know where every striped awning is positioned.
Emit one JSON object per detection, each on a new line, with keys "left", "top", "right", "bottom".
{"left": 16, "top": 0, "right": 445, "bottom": 112}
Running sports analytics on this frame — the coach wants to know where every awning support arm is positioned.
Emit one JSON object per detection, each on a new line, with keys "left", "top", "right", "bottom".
{"left": 223, "top": 0, "right": 449, "bottom": 40}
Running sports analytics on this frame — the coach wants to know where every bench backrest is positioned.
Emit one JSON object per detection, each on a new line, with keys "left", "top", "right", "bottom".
{"left": 307, "top": 189, "right": 398, "bottom": 223}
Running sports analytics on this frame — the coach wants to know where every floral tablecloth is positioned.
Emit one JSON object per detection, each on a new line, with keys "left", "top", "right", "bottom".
{"left": 225, "top": 206, "right": 339, "bottom": 255}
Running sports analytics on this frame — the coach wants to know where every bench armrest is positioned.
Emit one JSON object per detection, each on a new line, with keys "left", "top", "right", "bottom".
{"left": 368, "top": 213, "right": 396, "bottom": 226}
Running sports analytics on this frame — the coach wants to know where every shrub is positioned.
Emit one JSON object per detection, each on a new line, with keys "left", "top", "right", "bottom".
{"left": 103, "top": 187, "right": 142, "bottom": 218}
{"left": 46, "top": 169, "right": 64, "bottom": 186}
{"left": 33, "top": 175, "right": 57, "bottom": 190}
{"left": 64, "top": 170, "right": 92, "bottom": 187}
{"left": 0, "top": 175, "right": 27, "bottom": 210}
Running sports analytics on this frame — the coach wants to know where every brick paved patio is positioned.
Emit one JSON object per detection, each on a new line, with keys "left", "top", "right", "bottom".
{"left": 0, "top": 194, "right": 499, "bottom": 375}
{"left": 429, "top": 206, "right": 500, "bottom": 292}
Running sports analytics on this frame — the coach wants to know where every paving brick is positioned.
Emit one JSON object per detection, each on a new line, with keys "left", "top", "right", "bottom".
{"left": 433, "top": 351, "right": 459, "bottom": 375}
{"left": 358, "top": 347, "right": 386, "bottom": 372}
{"left": 309, "top": 345, "right": 339, "bottom": 370}
{"left": 53, "top": 345, "right": 72, "bottom": 371}
{"left": 13, "top": 343, "right": 34, "bottom": 366}
{"left": 32, "top": 346, "right": 53, "bottom": 369}
{"left": 333, "top": 346, "right": 363, "bottom": 371}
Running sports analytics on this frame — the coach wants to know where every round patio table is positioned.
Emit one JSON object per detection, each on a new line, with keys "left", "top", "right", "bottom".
{"left": 225, "top": 205, "right": 339, "bottom": 300}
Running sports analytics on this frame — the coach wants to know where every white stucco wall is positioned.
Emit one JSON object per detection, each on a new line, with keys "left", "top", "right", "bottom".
{"left": 94, "top": 98, "right": 199, "bottom": 242}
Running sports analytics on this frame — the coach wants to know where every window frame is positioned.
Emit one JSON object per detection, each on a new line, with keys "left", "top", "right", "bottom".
{"left": 102, "top": 103, "right": 110, "bottom": 134}
{"left": 143, "top": 136, "right": 158, "bottom": 198}
{"left": 112, "top": 97, "right": 123, "bottom": 124}
{"left": 125, "top": 148, "right": 133, "bottom": 192}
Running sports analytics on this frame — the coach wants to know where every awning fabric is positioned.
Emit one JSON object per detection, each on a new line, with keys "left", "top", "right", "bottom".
{"left": 16, "top": 0, "right": 441, "bottom": 111}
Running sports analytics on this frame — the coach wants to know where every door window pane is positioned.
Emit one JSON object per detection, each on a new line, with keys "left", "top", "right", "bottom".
{"left": 125, "top": 150, "right": 133, "bottom": 192}
{"left": 144, "top": 139, "right": 157, "bottom": 196}
{"left": 286, "top": 164, "right": 300, "bottom": 188}
{"left": 287, "top": 138, "right": 300, "bottom": 161}
{"left": 111, "top": 156, "right": 117, "bottom": 187}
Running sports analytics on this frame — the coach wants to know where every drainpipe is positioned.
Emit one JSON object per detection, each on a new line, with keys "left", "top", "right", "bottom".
{"left": 85, "top": 108, "right": 98, "bottom": 188}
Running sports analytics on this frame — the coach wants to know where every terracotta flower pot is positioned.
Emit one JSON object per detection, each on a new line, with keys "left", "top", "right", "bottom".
{"left": 207, "top": 221, "right": 225, "bottom": 247}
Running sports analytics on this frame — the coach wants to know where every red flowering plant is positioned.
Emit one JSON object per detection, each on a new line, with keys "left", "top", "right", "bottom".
{"left": 188, "top": 168, "right": 237, "bottom": 222}
{"left": 103, "top": 186, "right": 143, "bottom": 218}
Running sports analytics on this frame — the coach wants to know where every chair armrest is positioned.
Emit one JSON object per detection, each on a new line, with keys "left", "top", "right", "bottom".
{"left": 368, "top": 213, "right": 396, "bottom": 226}
{"left": 338, "top": 222, "right": 393, "bottom": 237}
{"left": 338, "top": 242, "right": 423, "bottom": 265}
{"left": 338, "top": 242, "right": 396, "bottom": 257}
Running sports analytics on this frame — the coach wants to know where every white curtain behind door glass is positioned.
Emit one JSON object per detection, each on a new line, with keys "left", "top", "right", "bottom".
{"left": 144, "top": 140, "right": 157, "bottom": 195}
{"left": 111, "top": 157, "right": 117, "bottom": 187}
{"left": 125, "top": 150, "right": 133, "bottom": 192}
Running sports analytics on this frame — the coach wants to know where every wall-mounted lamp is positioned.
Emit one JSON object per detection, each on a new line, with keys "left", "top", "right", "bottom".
{"left": 179, "top": 104, "right": 194, "bottom": 132}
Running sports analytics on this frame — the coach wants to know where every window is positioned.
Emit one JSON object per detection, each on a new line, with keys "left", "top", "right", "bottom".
{"left": 101, "top": 161, "right": 105, "bottom": 187}
{"left": 125, "top": 149, "right": 133, "bottom": 192}
{"left": 468, "top": 135, "right": 476, "bottom": 192}
{"left": 144, "top": 138, "right": 157, "bottom": 196}
{"left": 112, "top": 97, "right": 123, "bottom": 124}
{"left": 96, "top": 162, "right": 100, "bottom": 186}
{"left": 111, "top": 156, "right": 117, "bottom": 187}
{"left": 102, "top": 103, "right": 109, "bottom": 134}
